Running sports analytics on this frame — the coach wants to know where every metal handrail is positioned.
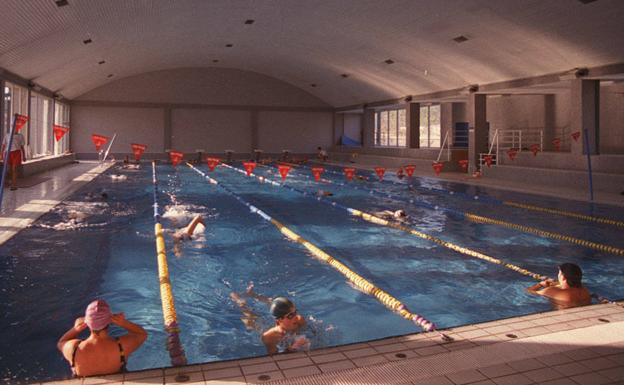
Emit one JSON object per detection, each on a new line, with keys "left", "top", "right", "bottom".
{"left": 436, "top": 130, "right": 451, "bottom": 162}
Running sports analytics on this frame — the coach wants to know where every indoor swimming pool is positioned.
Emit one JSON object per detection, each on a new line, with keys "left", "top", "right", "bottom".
{"left": 1, "top": 161, "right": 623, "bottom": 383}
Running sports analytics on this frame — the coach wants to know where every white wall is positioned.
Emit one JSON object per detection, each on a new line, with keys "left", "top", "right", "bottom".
{"left": 343, "top": 113, "right": 362, "bottom": 143}
{"left": 71, "top": 68, "right": 333, "bottom": 157}
{"left": 258, "top": 111, "right": 333, "bottom": 153}
{"left": 71, "top": 106, "right": 164, "bottom": 155}
{"left": 172, "top": 109, "right": 251, "bottom": 153}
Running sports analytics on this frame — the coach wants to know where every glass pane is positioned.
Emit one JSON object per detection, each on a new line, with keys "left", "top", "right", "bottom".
{"left": 398, "top": 109, "right": 406, "bottom": 147}
{"left": 429, "top": 105, "right": 441, "bottom": 147}
{"left": 388, "top": 110, "right": 397, "bottom": 146}
{"left": 419, "top": 106, "right": 429, "bottom": 147}
{"left": 374, "top": 112, "right": 380, "bottom": 146}
{"left": 380, "top": 111, "right": 388, "bottom": 146}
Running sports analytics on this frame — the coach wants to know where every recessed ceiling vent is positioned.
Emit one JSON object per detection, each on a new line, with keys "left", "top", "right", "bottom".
{"left": 107, "top": 74, "right": 114, "bottom": 78}
{"left": 384, "top": 59, "right": 394, "bottom": 65}
{"left": 453, "top": 35, "right": 469, "bottom": 43}
{"left": 55, "top": 0, "right": 69, "bottom": 7}
{"left": 212, "top": 59, "right": 219, "bottom": 63}
{"left": 341, "top": 74, "right": 349, "bottom": 78}
{"left": 98, "top": 60, "right": 105, "bottom": 65}
{"left": 310, "top": 83, "right": 317, "bottom": 88}
{"left": 244, "top": 19, "right": 255, "bottom": 24}
{"left": 578, "top": 0, "right": 598, "bottom": 3}
{"left": 225, "top": 44, "right": 233, "bottom": 47}
{"left": 83, "top": 38, "right": 92, "bottom": 45}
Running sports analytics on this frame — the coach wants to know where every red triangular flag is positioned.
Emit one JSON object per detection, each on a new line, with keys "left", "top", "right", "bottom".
{"left": 484, "top": 155, "right": 493, "bottom": 167}
{"left": 404, "top": 165, "right": 416, "bottom": 177}
{"left": 432, "top": 162, "right": 443, "bottom": 175}
{"left": 206, "top": 157, "right": 220, "bottom": 171}
{"left": 169, "top": 151, "right": 184, "bottom": 167}
{"left": 530, "top": 144, "right": 540, "bottom": 156}
{"left": 552, "top": 138, "right": 561, "bottom": 151}
{"left": 278, "top": 165, "right": 291, "bottom": 180}
{"left": 243, "top": 162, "right": 256, "bottom": 176}
{"left": 507, "top": 148, "right": 518, "bottom": 161}
{"left": 15, "top": 114, "right": 29, "bottom": 132}
{"left": 53, "top": 124, "right": 69, "bottom": 141}
{"left": 374, "top": 167, "right": 386, "bottom": 181}
{"left": 311, "top": 167, "right": 324, "bottom": 182}
{"left": 344, "top": 167, "right": 355, "bottom": 181}
{"left": 458, "top": 159, "right": 469, "bottom": 171}
{"left": 571, "top": 132, "right": 581, "bottom": 142}
{"left": 91, "top": 134, "right": 109, "bottom": 152}
{"left": 131, "top": 143, "right": 147, "bottom": 161}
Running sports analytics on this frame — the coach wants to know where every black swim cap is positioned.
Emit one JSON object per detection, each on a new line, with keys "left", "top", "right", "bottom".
{"left": 270, "top": 297, "right": 294, "bottom": 319}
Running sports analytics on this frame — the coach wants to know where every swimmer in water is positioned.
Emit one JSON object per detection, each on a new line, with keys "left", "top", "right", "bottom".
{"left": 230, "top": 284, "right": 309, "bottom": 354}
{"left": 316, "top": 190, "right": 333, "bottom": 197}
{"left": 110, "top": 174, "right": 127, "bottom": 181}
{"left": 172, "top": 215, "right": 205, "bottom": 257}
{"left": 374, "top": 209, "right": 407, "bottom": 222}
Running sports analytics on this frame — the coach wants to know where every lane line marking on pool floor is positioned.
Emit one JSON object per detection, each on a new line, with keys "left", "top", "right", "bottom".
{"left": 186, "top": 162, "right": 440, "bottom": 334}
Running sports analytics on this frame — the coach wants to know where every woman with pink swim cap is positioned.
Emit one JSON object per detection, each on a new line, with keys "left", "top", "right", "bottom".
{"left": 57, "top": 299, "right": 147, "bottom": 377}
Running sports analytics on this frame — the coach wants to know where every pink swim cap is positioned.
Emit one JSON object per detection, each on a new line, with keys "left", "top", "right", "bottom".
{"left": 85, "top": 299, "right": 112, "bottom": 331}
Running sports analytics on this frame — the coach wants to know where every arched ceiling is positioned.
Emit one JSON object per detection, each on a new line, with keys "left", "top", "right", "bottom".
{"left": 1, "top": 0, "right": 623, "bottom": 107}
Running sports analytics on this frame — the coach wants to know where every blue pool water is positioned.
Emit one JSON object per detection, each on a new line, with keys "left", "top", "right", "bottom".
{"left": 1, "top": 162, "right": 624, "bottom": 383}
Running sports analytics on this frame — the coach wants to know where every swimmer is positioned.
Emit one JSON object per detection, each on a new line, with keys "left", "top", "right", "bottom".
{"left": 527, "top": 263, "right": 591, "bottom": 310}
{"left": 231, "top": 283, "right": 309, "bottom": 354}
{"left": 317, "top": 146, "right": 328, "bottom": 162}
{"left": 173, "top": 215, "right": 205, "bottom": 241}
{"left": 122, "top": 164, "right": 141, "bottom": 170}
{"left": 316, "top": 190, "right": 333, "bottom": 197}
{"left": 374, "top": 209, "right": 408, "bottom": 222}
{"left": 396, "top": 168, "right": 405, "bottom": 179}
{"left": 85, "top": 191, "right": 109, "bottom": 201}
{"left": 110, "top": 174, "right": 127, "bottom": 181}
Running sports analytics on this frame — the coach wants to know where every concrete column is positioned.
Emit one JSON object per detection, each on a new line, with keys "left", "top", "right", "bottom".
{"left": 543, "top": 95, "right": 556, "bottom": 151}
{"left": 251, "top": 110, "right": 259, "bottom": 152}
{"left": 333, "top": 112, "right": 344, "bottom": 146}
{"left": 406, "top": 102, "right": 420, "bottom": 148}
{"left": 467, "top": 93, "right": 487, "bottom": 172}
{"left": 362, "top": 109, "right": 374, "bottom": 148}
{"left": 164, "top": 107, "right": 172, "bottom": 152}
{"left": 570, "top": 79, "right": 599, "bottom": 155}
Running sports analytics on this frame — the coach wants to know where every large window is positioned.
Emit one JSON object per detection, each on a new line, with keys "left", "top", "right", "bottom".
{"left": 419, "top": 105, "right": 441, "bottom": 148}
{"left": 2, "top": 82, "right": 29, "bottom": 146}
{"left": 54, "top": 102, "right": 70, "bottom": 155}
{"left": 30, "top": 92, "right": 54, "bottom": 158}
{"left": 374, "top": 108, "right": 407, "bottom": 147}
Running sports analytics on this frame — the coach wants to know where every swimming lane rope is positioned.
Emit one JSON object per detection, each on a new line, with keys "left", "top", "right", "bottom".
{"left": 185, "top": 163, "right": 438, "bottom": 333}
{"left": 151, "top": 161, "right": 187, "bottom": 366}
{"left": 301, "top": 163, "right": 624, "bottom": 229}
{"left": 222, "top": 163, "right": 549, "bottom": 281}
{"left": 226, "top": 163, "right": 616, "bottom": 304}
{"left": 286, "top": 165, "right": 624, "bottom": 257}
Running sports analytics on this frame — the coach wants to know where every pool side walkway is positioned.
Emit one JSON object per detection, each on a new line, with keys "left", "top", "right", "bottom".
{"left": 42, "top": 301, "right": 624, "bottom": 385}
{"left": 0, "top": 161, "right": 115, "bottom": 245}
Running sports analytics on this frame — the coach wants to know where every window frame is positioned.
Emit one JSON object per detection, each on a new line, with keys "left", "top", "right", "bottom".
{"left": 374, "top": 107, "right": 407, "bottom": 147}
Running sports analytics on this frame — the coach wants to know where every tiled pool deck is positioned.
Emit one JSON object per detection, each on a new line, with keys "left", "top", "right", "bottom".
{"left": 2, "top": 161, "right": 623, "bottom": 385}
{"left": 43, "top": 301, "right": 624, "bottom": 385}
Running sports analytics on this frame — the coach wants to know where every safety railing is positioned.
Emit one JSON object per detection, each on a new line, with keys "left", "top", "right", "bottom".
{"left": 435, "top": 130, "right": 451, "bottom": 163}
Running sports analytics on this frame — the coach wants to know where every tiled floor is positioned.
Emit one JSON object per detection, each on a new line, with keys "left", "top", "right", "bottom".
{"left": 40, "top": 302, "right": 624, "bottom": 385}
{"left": 2, "top": 160, "right": 623, "bottom": 385}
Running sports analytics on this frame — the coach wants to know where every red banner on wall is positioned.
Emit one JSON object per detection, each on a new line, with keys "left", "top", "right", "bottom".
{"left": 131, "top": 143, "right": 147, "bottom": 161}
{"left": 15, "top": 114, "right": 29, "bottom": 133}
{"left": 344, "top": 167, "right": 355, "bottom": 181}
{"left": 374, "top": 167, "right": 386, "bottom": 181}
{"left": 91, "top": 134, "right": 109, "bottom": 152}
{"left": 53, "top": 125, "right": 69, "bottom": 142}
{"left": 404, "top": 165, "right": 416, "bottom": 177}
{"left": 278, "top": 165, "right": 291, "bottom": 180}
{"left": 311, "top": 167, "right": 324, "bottom": 181}
{"left": 206, "top": 157, "right": 220, "bottom": 171}
{"left": 169, "top": 151, "right": 184, "bottom": 166}
{"left": 243, "top": 162, "right": 256, "bottom": 176}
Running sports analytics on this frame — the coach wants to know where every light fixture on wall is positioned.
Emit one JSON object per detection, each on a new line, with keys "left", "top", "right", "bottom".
{"left": 404, "top": 95, "right": 413, "bottom": 102}
{"left": 28, "top": 81, "right": 43, "bottom": 92}
{"left": 559, "top": 67, "right": 589, "bottom": 80}
{"left": 53, "top": 92, "right": 64, "bottom": 100}
{"left": 459, "top": 84, "right": 479, "bottom": 95}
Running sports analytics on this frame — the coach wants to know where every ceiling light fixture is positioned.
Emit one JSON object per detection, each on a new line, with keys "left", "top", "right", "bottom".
{"left": 107, "top": 74, "right": 114, "bottom": 78}
{"left": 310, "top": 84, "right": 317, "bottom": 88}
{"left": 559, "top": 67, "right": 589, "bottom": 80}
{"left": 341, "top": 74, "right": 349, "bottom": 78}
{"left": 212, "top": 59, "right": 219, "bottom": 63}
{"left": 83, "top": 38, "right": 92, "bottom": 45}
{"left": 453, "top": 35, "right": 469, "bottom": 43}
{"left": 98, "top": 60, "right": 105, "bottom": 65}
{"left": 244, "top": 19, "right": 255, "bottom": 24}
{"left": 384, "top": 59, "right": 395, "bottom": 65}
{"left": 225, "top": 44, "right": 233, "bottom": 47}
{"left": 55, "top": 0, "right": 69, "bottom": 7}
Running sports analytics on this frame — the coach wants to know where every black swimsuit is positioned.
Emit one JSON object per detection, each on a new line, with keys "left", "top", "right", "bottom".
{"left": 71, "top": 337, "right": 127, "bottom": 375}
